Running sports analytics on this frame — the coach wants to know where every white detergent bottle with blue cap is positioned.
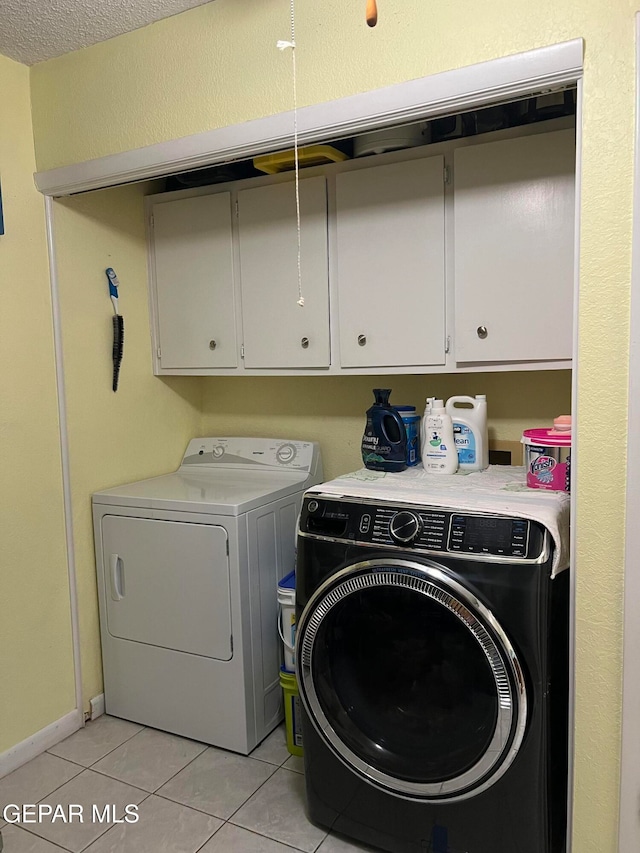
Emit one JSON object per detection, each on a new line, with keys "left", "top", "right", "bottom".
{"left": 424, "top": 400, "right": 458, "bottom": 474}
{"left": 445, "top": 395, "right": 489, "bottom": 471}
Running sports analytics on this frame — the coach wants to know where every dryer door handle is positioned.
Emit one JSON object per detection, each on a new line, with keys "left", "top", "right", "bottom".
{"left": 109, "top": 554, "right": 125, "bottom": 601}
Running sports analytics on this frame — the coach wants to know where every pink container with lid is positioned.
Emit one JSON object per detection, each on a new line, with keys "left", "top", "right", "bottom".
{"left": 522, "top": 416, "right": 572, "bottom": 492}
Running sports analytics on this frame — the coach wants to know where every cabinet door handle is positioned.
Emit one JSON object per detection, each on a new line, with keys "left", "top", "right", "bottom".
{"left": 358, "top": 334, "right": 367, "bottom": 347}
{"left": 476, "top": 326, "right": 488, "bottom": 339}
{"left": 301, "top": 337, "right": 310, "bottom": 349}
{"left": 209, "top": 340, "right": 217, "bottom": 350}
{"left": 109, "top": 554, "right": 125, "bottom": 601}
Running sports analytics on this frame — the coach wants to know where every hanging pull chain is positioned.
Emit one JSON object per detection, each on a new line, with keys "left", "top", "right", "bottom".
{"left": 277, "top": 0, "right": 304, "bottom": 307}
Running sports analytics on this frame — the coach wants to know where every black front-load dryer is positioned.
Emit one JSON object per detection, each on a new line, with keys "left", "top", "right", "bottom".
{"left": 296, "top": 494, "right": 569, "bottom": 853}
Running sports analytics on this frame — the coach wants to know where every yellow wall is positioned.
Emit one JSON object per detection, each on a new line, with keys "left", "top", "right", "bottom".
{"left": 27, "top": 1, "right": 636, "bottom": 849}
{"left": 0, "top": 54, "right": 75, "bottom": 752}
{"left": 201, "top": 372, "right": 572, "bottom": 481}
{"left": 52, "top": 184, "right": 202, "bottom": 706}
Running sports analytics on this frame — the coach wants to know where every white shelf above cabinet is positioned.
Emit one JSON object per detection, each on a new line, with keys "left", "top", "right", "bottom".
{"left": 150, "top": 193, "right": 238, "bottom": 370}
{"left": 335, "top": 156, "right": 446, "bottom": 369}
{"left": 237, "top": 177, "right": 330, "bottom": 369}
{"left": 453, "top": 128, "right": 575, "bottom": 364}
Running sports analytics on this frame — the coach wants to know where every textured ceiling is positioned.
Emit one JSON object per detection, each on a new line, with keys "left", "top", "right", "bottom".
{"left": 0, "top": 0, "right": 214, "bottom": 65}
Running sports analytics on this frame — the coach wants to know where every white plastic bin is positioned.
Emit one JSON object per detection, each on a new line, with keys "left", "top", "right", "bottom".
{"left": 278, "top": 570, "right": 296, "bottom": 672}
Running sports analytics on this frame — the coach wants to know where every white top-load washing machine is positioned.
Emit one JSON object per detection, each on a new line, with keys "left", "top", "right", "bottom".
{"left": 92, "top": 437, "right": 322, "bottom": 754}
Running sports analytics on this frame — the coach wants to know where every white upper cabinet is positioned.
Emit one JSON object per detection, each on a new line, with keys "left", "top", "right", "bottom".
{"left": 151, "top": 193, "right": 237, "bottom": 369}
{"left": 453, "top": 128, "right": 575, "bottom": 363}
{"left": 237, "top": 177, "right": 330, "bottom": 369}
{"left": 147, "top": 122, "right": 576, "bottom": 376}
{"left": 335, "top": 157, "right": 446, "bottom": 368}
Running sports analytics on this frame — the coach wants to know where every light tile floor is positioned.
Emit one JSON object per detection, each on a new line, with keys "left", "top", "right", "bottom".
{"left": 0, "top": 716, "right": 377, "bottom": 853}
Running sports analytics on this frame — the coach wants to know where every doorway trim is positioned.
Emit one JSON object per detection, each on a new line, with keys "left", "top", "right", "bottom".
{"left": 618, "top": 13, "right": 640, "bottom": 852}
{"left": 34, "top": 39, "right": 582, "bottom": 198}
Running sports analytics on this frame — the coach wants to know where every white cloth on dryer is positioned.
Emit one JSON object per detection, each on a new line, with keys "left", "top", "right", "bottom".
{"left": 306, "top": 465, "right": 570, "bottom": 576}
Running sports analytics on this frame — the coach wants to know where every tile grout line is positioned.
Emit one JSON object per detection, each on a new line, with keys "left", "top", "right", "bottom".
{"left": 9, "top": 825, "right": 72, "bottom": 853}
{"left": 142, "top": 735, "right": 288, "bottom": 808}
{"left": 152, "top": 790, "right": 226, "bottom": 820}
{"left": 5, "top": 765, "right": 87, "bottom": 822}
{"left": 86, "top": 740, "right": 209, "bottom": 796}
{"left": 225, "top": 764, "right": 328, "bottom": 852}
{"left": 46, "top": 721, "right": 148, "bottom": 769}
{"left": 14, "top": 770, "right": 154, "bottom": 853}
{"left": 41, "top": 754, "right": 93, "bottom": 773}
{"left": 191, "top": 817, "right": 226, "bottom": 853}
{"left": 150, "top": 762, "right": 301, "bottom": 825}
{"left": 50, "top": 716, "right": 284, "bottom": 785}
{"left": 144, "top": 737, "right": 209, "bottom": 793}
{"left": 80, "top": 736, "right": 275, "bottom": 820}
{"left": 9, "top": 777, "right": 322, "bottom": 853}
{"left": 250, "top": 740, "right": 291, "bottom": 768}
{"left": 214, "top": 821, "right": 313, "bottom": 853}
{"left": 84, "top": 723, "right": 149, "bottom": 768}
{"left": 74, "top": 790, "right": 155, "bottom": 853}
{"left": 15, "top": 722, "right": 313, "bottom": 853}
{"left": 48, "top": 720, "right": 210, "bottom": 799}
{"left": 225, "top": 763, "right": 300, "bottom": 822}
{"left": 0, "top": 754, "right": 86, "bottom": 811}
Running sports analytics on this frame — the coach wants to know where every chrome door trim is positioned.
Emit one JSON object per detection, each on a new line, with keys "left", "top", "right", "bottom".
{"left": 297, "top": 557, "right": 528, "bottom": 802}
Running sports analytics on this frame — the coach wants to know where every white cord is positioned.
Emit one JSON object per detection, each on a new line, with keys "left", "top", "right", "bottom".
{"left": 277, "top": 0, "right": 305, "bottom": 308}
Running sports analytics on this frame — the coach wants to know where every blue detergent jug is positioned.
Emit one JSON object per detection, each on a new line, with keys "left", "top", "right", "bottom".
{"left": 361, "top": 389, "right": 407, "bottom": 472}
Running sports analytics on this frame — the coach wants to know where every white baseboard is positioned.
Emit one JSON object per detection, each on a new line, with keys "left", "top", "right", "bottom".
{"left": 0, "top": 710, "right": 82, "bottom": 779}
{"left": 89, "top": 694, "right": 105, "bottom": 721}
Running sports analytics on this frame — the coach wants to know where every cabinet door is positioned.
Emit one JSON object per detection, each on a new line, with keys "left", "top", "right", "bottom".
{"left": 336, "top": 157, "right": 446, "bottom": 369}
{"left": 237, "top": 177, "right": 330, "bottom": 368}
{"left": 454, "top": 129, "right": 575, "bottom": 363}
{"left": 152, "top": 193, "right": 237, "bottom": 369}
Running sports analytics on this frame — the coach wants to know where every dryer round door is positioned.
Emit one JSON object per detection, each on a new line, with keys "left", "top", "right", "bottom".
{"left": 297, "top": 558, "right": 528, "bottom": 802}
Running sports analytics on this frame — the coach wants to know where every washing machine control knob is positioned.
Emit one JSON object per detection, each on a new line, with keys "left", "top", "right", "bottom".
{"left": 389, "top": 511, "right": 422, "bottom": 544}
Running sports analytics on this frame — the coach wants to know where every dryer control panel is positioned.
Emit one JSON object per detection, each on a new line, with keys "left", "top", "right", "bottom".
{"left": 180, "top": 437, "right": 319, "bottom": 473}
{"left": 301, "top": 496, "right": 545, "bottom": 562}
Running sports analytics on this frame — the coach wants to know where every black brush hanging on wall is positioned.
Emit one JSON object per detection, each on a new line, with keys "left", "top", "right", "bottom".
{"left": 106, "top": 268, "right": 124, "bottom": 392}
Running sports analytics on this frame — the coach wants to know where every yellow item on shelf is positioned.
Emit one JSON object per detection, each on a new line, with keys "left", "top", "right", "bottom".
{"left": 254, "top": 145, "right": 348, "bottom": 175}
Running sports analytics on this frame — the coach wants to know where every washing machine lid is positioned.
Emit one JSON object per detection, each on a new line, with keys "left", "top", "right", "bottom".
{"left": 93, "top": 437, "right": 322, "bottom": 515}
